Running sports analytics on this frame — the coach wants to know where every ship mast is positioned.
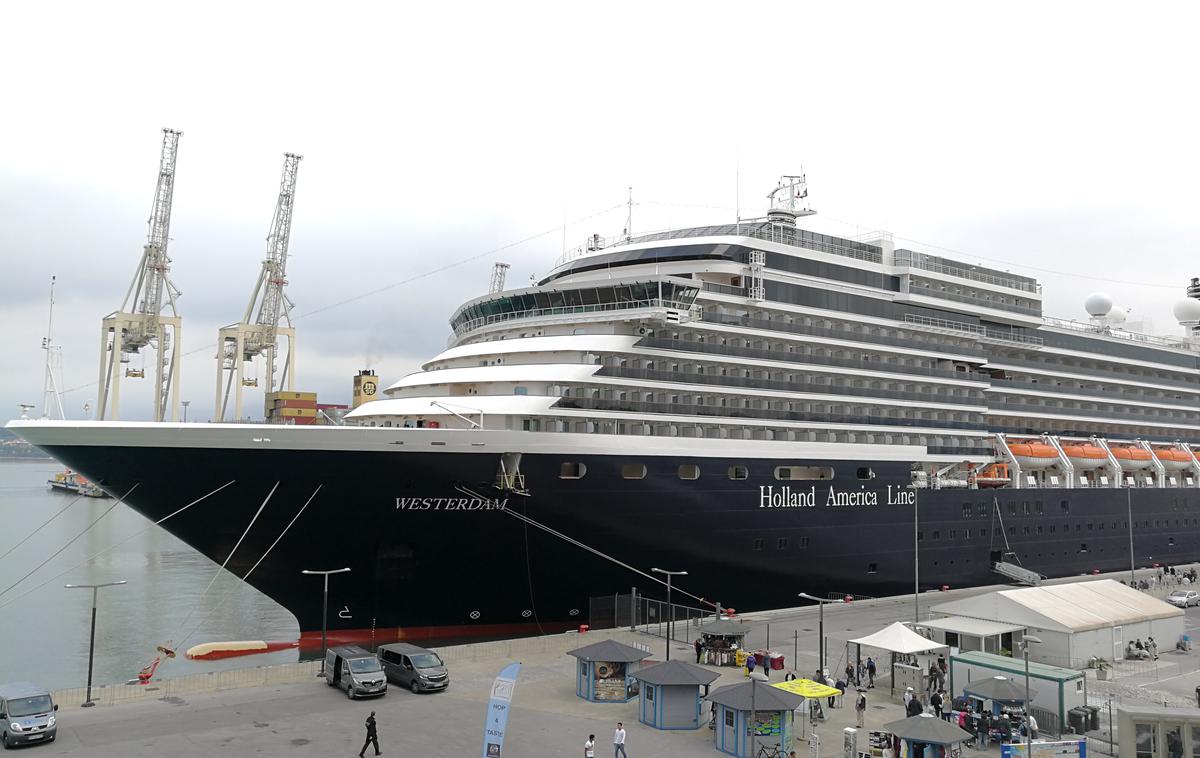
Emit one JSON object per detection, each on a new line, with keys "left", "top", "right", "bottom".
{"left": 41, "top": 276, "right": 65, "bottom": 420}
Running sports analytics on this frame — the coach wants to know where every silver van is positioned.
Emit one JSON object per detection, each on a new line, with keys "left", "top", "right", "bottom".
{"left": 378, "top": 643, "right": 449, "bottom": 693}
{"left": 324, "top": 645, "right": 387, "bottom": 699}
{"left": 0, "top": 682, "right": 58, "bottom": 748}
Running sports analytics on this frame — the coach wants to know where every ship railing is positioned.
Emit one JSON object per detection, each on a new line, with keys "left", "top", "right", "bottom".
{"left": 905, "top": 283, "right": 1042, "bottom": 317}
{"left": 902, "top": 314, "right": 1044, "bottom": 347}
{"left": 552, "top": 221, "right": 884, "bottom": 269}
{"left": 451, "top": 298, "right": 701, "bottom": 336}
{"left": 893, "top": 249, "right": 1041, "bottom": 293}
{"left": 1043, "top": 316, "right": 1200, "bottom": 352}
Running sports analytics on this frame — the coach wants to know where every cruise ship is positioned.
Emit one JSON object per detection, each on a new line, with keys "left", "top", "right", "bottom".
{"left": 12, "top": 175, "right": 1200, "bottom": 644}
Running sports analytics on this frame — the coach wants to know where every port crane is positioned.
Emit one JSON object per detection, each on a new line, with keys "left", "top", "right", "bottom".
{"left": 97, "top": 128, "right": 184, "bottom": 422}
{"left": 215, "top": 153, "right": 302, "bottom": 421}
{"left": 41, "top": 275, "right": 65, "bottom": 420}
{"left": 488, "top": 262, "right": 510, "bottom": 294}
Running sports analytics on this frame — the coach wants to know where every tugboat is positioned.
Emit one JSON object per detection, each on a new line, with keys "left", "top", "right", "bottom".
{"left": 46, "top": 470, "right": 109, "bottom": 498}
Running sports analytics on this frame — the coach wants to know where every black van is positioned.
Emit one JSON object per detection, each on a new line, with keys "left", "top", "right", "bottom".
{"left": 377, "top": 643, "right": 449, "bottom": 693}
{"left": 324, "top": 645, "right": 387, "bottom": 699}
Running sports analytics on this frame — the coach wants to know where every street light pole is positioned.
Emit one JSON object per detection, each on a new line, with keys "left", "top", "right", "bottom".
{"left": 651, "top": 567, "right": 687, "bottom": 661}
{"left": 302, "top": 567, "right": 351, "bottom": 675}
{"left": 1021, "top": 635, "right": 1042, "bottom": 757}
{"left": 914, "top": 487, "right": 920, "bottom": 624}
{"left": 749, "top": 669, "right": 768, "bottom": 756}
{"left": 798, "top": 593, "right": 838, "bottom": 673}
{"left": 1127, "top": 486, "right": 1136, "bottom": 585}
{"left": 64, "top": 580, "right": 127, "bottom": 707}
{"left": 181, "top": 400, "right": 190, "bottom": 423}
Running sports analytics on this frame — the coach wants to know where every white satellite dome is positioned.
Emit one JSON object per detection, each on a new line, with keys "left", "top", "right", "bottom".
{"left": 1107, "top": 306, "right": 1128, "bottom": 324}
{"left": 1084, "top": 292, "right": 1113, "bottom": 317}
{"left": 1173, "top": 297, "right": 1200, "bottom": 324}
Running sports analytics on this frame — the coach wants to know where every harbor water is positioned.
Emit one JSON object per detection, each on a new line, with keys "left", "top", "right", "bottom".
{"left": 0, "top": 460, "right": 299, "bottom": 690}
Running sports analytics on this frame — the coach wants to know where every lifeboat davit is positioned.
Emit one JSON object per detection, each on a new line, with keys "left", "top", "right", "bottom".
{"left": 1155, "top": 448, "right": 1195, "bottom": 471}
{"left": 1110, "top": 445, "right": 1153, "bottom": 471}
{"left": 1061, "top": 444, "right": 1108, "bottom": 470}
{"left": 1007, "top": 441, "right": 1058, "bottom": 468}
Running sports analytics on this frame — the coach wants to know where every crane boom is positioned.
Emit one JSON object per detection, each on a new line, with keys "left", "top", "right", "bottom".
{"left": 251, "top": 153, "right": 301, "bottom": 347}
{"left": 97, "top": 128, "right": 185, "bottom": 422}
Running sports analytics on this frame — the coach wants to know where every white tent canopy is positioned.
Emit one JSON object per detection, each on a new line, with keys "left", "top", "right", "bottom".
{"left": 850, "top": 622, "right": 948, "bottom": 655}
{"left": 930, "top": 579, "right": 1182, "bottom": 634}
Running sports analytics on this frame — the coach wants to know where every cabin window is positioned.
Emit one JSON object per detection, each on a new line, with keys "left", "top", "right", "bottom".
{"left": 621, "top": 464, "right": 647, "bottom": 480}
{"left": 752, "top": 538, "right": 764, "bottom": 551}
{"left": 962, "top": 504, "right": 972, "bottom": 519}
{"left": 1080, "top": 543, "right": 1089, "bottom": 553}
{"left": 776, "top": 538, "right": 787, "bottom": 550}
{"left": 677, "top": 464, "right": 700, "bottom": 480}
{"left": 774, "top": 466, "right": 834, "bottom": 481}
{"left": 856, "top": 467, "right": 875, "bottom": 480}
{"left": 559, "top": 462, "right": 587, "bottom": 480}
{"left": 513, "top": 386, "right": 528, "bottom": 395}
{"left": 867, "top": 563, "right": 878, "bottom": 574}
{"left": 728, "top": 465, "right": 749, "bottom": 480}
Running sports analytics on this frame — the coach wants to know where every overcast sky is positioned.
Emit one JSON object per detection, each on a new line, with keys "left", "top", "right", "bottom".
{"left": 3, "top": 1, "right": 1199, "bottom": 424}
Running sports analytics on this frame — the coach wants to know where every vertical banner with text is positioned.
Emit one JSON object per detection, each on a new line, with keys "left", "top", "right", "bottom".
{"left": 481, "top": 662, "right": 522, "bottom": 758}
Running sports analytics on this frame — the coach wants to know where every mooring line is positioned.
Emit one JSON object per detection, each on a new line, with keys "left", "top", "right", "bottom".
{"left": 0, "top": 483, "right": 139, "bottom": 600}
{"left": 174, "top": 484, "right": 322, "bottom": 649}
{"left": 0, "top": 480, "right": 237, "bottom": 613}
{"left": 0, "top": 492, "right": 86, "bottom": 563}
{"left": 169, "top": 481, "right": 279, "bottom": 641}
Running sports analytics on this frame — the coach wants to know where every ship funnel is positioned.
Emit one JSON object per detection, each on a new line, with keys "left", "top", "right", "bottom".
{"left": 353, "top": 369, "right": 379, "bottom": 408}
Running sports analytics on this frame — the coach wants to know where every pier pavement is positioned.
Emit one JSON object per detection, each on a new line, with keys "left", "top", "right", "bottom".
{"left": 33, "top": 565, "right": 1200, "bottom": 757}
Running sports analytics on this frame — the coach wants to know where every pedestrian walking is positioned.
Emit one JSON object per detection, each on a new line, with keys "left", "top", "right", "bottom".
{"left": 930, "top": 689, "right": 943, "bottom": 720}
{"left": 866, "top": 657, "right": 876, "bottom": 688}
{"left": 694, "top": 638, "right": 703, "bottom": 664}
{"left": 976, "top": 711, "right": 991, "bottom": 748}
{"left": 855, "top": 689, "right": 867, "bottom": 728}
{"left": 845, "top": 663, "right": 856, "bottom": 687}
{"left": 358, "top": 711, "right": 380, "bottom": 758}
{"left": 584, "top": 733, "right": 596, "bottom": 758}
{"left": 927, "top": 661, "right": 938, "bottom": 695}
{"left": 746, "top": 654, "right": 757, "bottom": 676}
{"left": 614, "top": 722, "right": 627, "bottom": 758}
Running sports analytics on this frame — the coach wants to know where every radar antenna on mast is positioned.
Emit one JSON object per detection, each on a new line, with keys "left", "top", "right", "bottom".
{"left": 488, "top": 262, "right": 510, "bottom": 294}
{"left": 216, "top": 153, "right": 303, "bottom": 421}
{"left": 97, "top": 128, "right": 185, "bottom": 421}
{"left": 766, "top": 172, "right": 815, "bottom": 226}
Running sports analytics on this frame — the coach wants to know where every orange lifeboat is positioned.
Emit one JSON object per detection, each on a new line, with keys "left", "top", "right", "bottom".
{"left": 974, "top": 463, "right": 1011, "bottom": 488}
{"left": 1007, "top": 441, "right": 1058, "bottom": 468}
{"left": 1061, "top": 443, "right": 1108, "bottom": 470}
{"left": 1110, "top": 445, "right": 1153, "bottom": 471}
{"left": 1155, "top": 447, "right": 1195, "bottom": 470}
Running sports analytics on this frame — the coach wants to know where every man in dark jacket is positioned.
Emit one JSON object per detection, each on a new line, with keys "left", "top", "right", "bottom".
{"left": 359, "top": 711, "right": 380, "bottom": 757}
{"left": 930, "top": 689, "right": 943, "bottom": 720}
{"left": 906, "top": 694, "right": 923, "bottom": 717}
{"left": 694, "top": 638, "right": 703, "bottom": 664}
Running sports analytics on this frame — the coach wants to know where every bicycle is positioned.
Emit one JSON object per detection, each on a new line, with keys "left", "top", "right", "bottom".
{"left": 755, "top": 743, "right": 784, "bottom": 758}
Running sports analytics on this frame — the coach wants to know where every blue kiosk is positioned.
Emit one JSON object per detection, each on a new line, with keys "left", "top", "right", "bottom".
{"left": 707, "top": 678, "right": 803, "bottom": 757}
{"left": 631, "top": 660, "right": 721, "bottom": 730}
{"left": 567, "top": 639, "right": 651, "bottom": 703}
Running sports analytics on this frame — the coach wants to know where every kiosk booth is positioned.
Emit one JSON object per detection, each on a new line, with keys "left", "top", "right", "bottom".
{"left": 880, "top": 713, "right": 974, "bottom": 758}
{"left": 697, "top": 619, "right": 752, "bottom": 667}
{"left": 567, "top": 639, "right": 650, "bottom": 703}
{"left": 707, "top": 678, "right": 803, "bottom": 758}
{"left": 631, "top": 660, "right": 720, "bottom": 730}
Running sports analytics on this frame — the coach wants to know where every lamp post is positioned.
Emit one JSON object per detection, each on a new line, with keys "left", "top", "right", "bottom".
{"left": 798, "top": 592, "right": 839, "bottom": 673}
{"left": 302, "top": 567, "right": 351, "bottom": 674}
{"left": 1127, "top": 485, "right": 1136, "bottom": 585}
{"left": 181, "top": 400, "right": 190, "bottom": 422}
{"left": 1021, "top": 635, "right": 1042, "bottom": 756}
{"left": 64, "top": 580, "right": 126, "bottom": 707}
{"left": 913, "top": 486, "right": 920, "bottom": 624}
{"left": 749, "top": 669, "right": 768, "bottom": 755}
{"left": 651, "top": 567, "right": 687, "bottom": 661}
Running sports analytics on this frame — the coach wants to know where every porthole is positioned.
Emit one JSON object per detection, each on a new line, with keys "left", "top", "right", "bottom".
{"left": 559, "top": 462, "right": 587, "bottom": 479}
{"left": 677, "top": 464, "right": 700, "bottom": 480}
{"left": 469, "top": 610, "right": 481, "bottom": 619}
{"left": 775, "top": 466, "right": 834, "bottom": 481}
{"left": 728, "top": 465, "right": 749, "bottom": 480}
{"left": 621, "top": 464, "right": 647, "bottom": 480}
{"left": 856, "top": 467, "right": 875, "bottom": 480}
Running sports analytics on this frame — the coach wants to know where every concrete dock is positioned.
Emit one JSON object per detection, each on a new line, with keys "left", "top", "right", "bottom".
{"left": 32, "top": 567, "right": 1200, "bottom": 757}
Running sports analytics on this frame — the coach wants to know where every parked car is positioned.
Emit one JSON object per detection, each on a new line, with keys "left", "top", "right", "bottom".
{"left": 0, "top": 682, "right": 58, "bottom": 748}
{"left": 378, "top": 643, "right": 449, "bottom": 693}
{"left": 324, "top": 645, "right": 387, "bottom": 699}
{"left": 1167, "top": 590, "right": 1200, "bottom": 608}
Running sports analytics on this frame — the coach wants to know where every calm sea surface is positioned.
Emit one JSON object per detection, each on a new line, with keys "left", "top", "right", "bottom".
{"left": 0, "top": 460, "right": 299, "bottom": 690}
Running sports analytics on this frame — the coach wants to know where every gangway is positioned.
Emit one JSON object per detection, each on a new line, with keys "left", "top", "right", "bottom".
{"left": 991, "top": 558, "right": 1043, "bottom": 586}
